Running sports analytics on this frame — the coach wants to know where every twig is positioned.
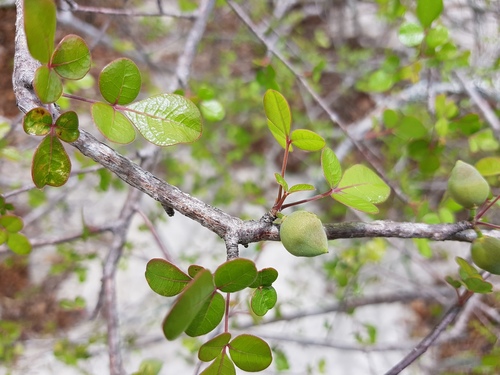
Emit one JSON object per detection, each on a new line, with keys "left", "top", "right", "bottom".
{"left": 384, "top": 290, "right": 474, "bottom": 375}
{"left": 454, "top": 71, "right": 500, "bottom": 133}
{"left": 136, "top": 209, "right": 173, "bottom": 261}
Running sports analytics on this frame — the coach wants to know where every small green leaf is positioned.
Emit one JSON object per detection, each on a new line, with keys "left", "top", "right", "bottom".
{"left": 214, "top": 258, "right": 257, "bottom": 293}
{"left": 188, "top": 265, "right": 206, "bottom": 278}
{"left": 55, "top": 111, "right": 79, "bottom": 142}
{"left": 0, "top": 215, "right": 23, "bottom": 233}
{"left": 91, "top": 102, "right": 136, "bottom": 144}
{"left": 251, "top": 286, "right": 277, "bottom": 316}
{"left": 200, "top": 100, "right": 226, "bottom": 122}
{"left": 249, "top": 268, "right": 279, "bottom": 288}
{"left": 394, "top": 116, "right": 427, "bottom": 140}
{"left": 34, "top": 65, "right": 63, "bottom": 104}
{"left": 52, "top": 35, "right": 91, "bottom": 80}
{"left": 185, "top": 291, "right": 225, "bottom": 337}
{"left": 456, "top": 256, "right": 479, "bottom": 277}
{"left": 365, "top": 70, "right": 394, "bottom": 92}
{"left": 162, "top": 269, "right": 215, "bottom": 340}
{"left": 200, "top": 352, "right": 236, "bottom": 375}
{"left": 24, "top": 0, "right": 56, "bottom": 64}
{"left": 126, "top": 94, "right": 202, "bottom": 146}
{"left": 425, "top": 25, "right": 449, "bottom": 48}
{"left": 132, "top": 359, "right": 163, "bottom": 375}
{"left": 7, "top": 232, "right": 32, "bottom": 255}
{"left": 32, "top": 135, "right": 71, "bottom": 188}
{"left": 263, "top": 90, "right": 291, "bottom": 148}
{"left": 336, "top": 165, "right": 391, "bottom": 204}
{"left": 398, "top": 22, "right": 425, "bottom": 47}
{"left": 228, "top": 334, "right": 272, "bottom": 372}
{"left": 290, "top": 129, "right": 325, "bottom": 151}
{"left": 288, "top": 184, "right": 315, "bottom": 193}
{"left": 383, "top": 109, "right": 399, "bottom": 128}
{"left": 99, "top": 58, "right": 141, "bottom": 105}
{"left": 332, "top": 193, "right": 379, "bottom": 214}
{"left": 23, "top": 107, "right": 52, "bottom": 136}
{"left": 476, "top": 157, "right": 500, "bottom": 176}
{"left": 462, "top": 277, "right": 493, "bottom": 294}
{"left": 445, "top": 276, "right": 462, "bottom": 289}
{"left": 145, "top": 258, "right": 192, "bottom": 297}
{"left": 199, "top": 333, "right": 232, "bottom": 362}
{"left": 0, "top": 229, "right": 7, "bottom": 245}
{"left": 274, "top": 173, "right": 288, "bottom": 192}
{"left": 322, "top": 147, "right": 342, "bottom": 188}
{"left": 416, "top": 0, "right": 443, "bottom": 28}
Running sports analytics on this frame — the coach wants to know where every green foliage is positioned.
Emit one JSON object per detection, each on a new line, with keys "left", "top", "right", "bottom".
{"left": 24, "top": 0, "right": 56, "bottom": 64}
{"left": 99, "top": 58, "right": 141, "bottom": 105}
{"left": 0, "top": 198, "right": 31, "bottom": 255}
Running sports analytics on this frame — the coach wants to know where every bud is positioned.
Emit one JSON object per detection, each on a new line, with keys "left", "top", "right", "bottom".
{"left": 471, "top": 236, "right": 500, "bottom": 275}
{"left": 279, "top": 211, "right": 328, "bottom": 257}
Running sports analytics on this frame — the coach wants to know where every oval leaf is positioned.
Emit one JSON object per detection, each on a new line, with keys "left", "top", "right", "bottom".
{"left": 251, "top": 286, "right": 277, "bottom": 316}
{"left": 228, "top": 334, "right": 272, "bottom": 372}
{"left": 214, "top": 258, "right": 257, "bottom": 293}
{"left": 55, "top": 111, "right": 80, "bottom": 142}
{"left": 185, "top": 291, "right": 225, "bottom": 337}
{"left": 188, "top": 265, "right": 206, "bottom": 278}
{"left": 0, "top": 215, "right": 24, "bottom": 233}
{"left": 199, "top": 333, "right": 232, "bottom": 362}
{"left": 398, "top": 22, "right": 424, "bottom": 47}
{"left": 248, "top": 268, "right": 278, "bottom": 288}
{"left": 290, "top": 129, "right": 325, "bottom": 151}
{"left": 34, "top": 65, "right": 63, "bottom": 104}
{"left": 23, "top": 107, "right": 52, "bottom": 136}
{"left": 322, "top": 147, "right": 342, "bottom": 188}
{"left": 91, "top": 102, "right": 136, "bottom": 144}
{"left": 200, "top": 352, "right": 236, "bottom": 375}
{"left": 263, "top": 89, "right": 291, "bottom": 147}
{"left": 337, "top": 164, "right": 390, "bottom": 204}
{"left": 200, "top": 100, "right": 226, "bottom": 122}
{"left": 99, "top": 58, "right": 141, "bottom": 105}
{"left": 32, "top": 135, "right": 71, "bottom": 188}
{"left": 332, "top": 193, "right": 379, "bottom": 214}
{"left": 126, "top": 94, "right": 202, "bottom": 146}
{"left": 52, "top": 35, "right": 91, "bottom": 80}
{"left": 394, "top": 116, "right": 427, "bottom": 140}
{"left": 162, "top": 269, "right": 215, "bottom": 340}
{"left": 288, "top": 184, "right": 315, "bottom": 193}
{"left": 274, "top": 173, "right": 288, "bottom": 192}
{"left": 145, "top": 258, "right": 191, "bottom": 297}
{"left": 417, "top": 0, "right": 443, "bottom": 28}
{"left": 476, "top": 157, "right": 500, "bottom": 176}
{"left": 24, "top": 0, "right": 56, "bottom": 64}
{"left": 7, "top": 233, "right": 32, "bottom": 255}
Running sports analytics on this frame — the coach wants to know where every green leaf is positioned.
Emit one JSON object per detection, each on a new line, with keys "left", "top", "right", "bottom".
{"left": 417, "top": 0, "right": 443, "bottom": 28}
{"left": 162, "top": 269, "right": 215, "bottom": 340}
{"left": 188, "top": 265, "right": 205, "bottom": 278}
{"left": 24, "top": 0, "right": 56, "bottom": 64}
{"left": 132, "top": 359, "right": 163, "bottom": 375}
{"left": 425, "top": 25, "right": 449, "bottom": 48}
{"left": 199, "top": 333, "right": 232, "bottom": 362}
{"left": 145, "top": 258, "right": 192, "bottom": 297}
{"left": 23, "top": 107, "right": 52, "bottom": 136}
{"left": 55, "top": 111, "right": 80, "bottom": 142}
{"left": 332, "top": 193, "right": 379, "bottom": 214}
{"left": 7, "top": 232, "right": 32, "bottom": 255}
{"left": 200, "top": 352, "right": 236, "bottom": 375}
{"left": 365, "top": 70, "right": 394, "bottom": 92}
{"left": 251, "top": 286, "right": 277, "bottom": 316}
{"left": 476, "top": 157, "right": 500, "bottom": 176}
{"left": 445, "top": 276, "right": 462, "bottom": 289}
{"left": 51, "top": 35, "right": 91, "bottom": 80}
{"left": 228, "top": 334, "right": 272, "bottom": 372}
{"left": 214, "top": 258, "right": 257, "bottom": 293}
{"left": 263, "top": 90, "right": 291, "bottom": 148}
{"left": 394, "top": 116, "right": 427, "bottom": 140}
{"left": 456, "top": 256, "right": 479, "bottom": 277}
{"left": 290, "top": 129, "right": 325, "bottom": 151}
{"left": 288, "top": 184, "right": 315, "bottom": 193}
{"left": 91, "top": 102, "right": 136, "bottom": 144}
{"left": 462, "top": 277, "right": 493, "bottom": 294}
{"left": 0, "top": 215, "right": 23, "bottom": 233}
{"left": 322, "top": 147, "right": 342, "bottom": 188}
{"left": 126, "top": 94, "right": 202, "bottom": 146}
{"left": 383, "top": 109, "right": 399, "bottom": 128}
{"left": 32, "top": 135, "right": 71, "bottom": 188}
{"left": 253, "top": 268, "right": 278, "bottom": 287}
{"left": 99, "top": 58, "right": 141, "bottom": 105}
{"left": 34, "top": 65, "right": 63, "bottom": 104}
{"left": 200, "top": 100, "right": 226, "bottom": 122}
{"left": 0, "top": 229, "right": 7, "bottom": 245}
{"left": 185, "top": 291, "right": 225, "bottom": 337}
{"left": 336, "top": 164, "right": 391, "bottom": 204}
{"left": 274, "top": 173, "right": 288, "bottom": 192}
{"left": 398, "top": 22, "right": 424, "bottom": 47}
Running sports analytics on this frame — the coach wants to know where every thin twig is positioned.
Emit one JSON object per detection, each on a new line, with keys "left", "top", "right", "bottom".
{"left": 136, "top": 209, "right": 173, "bottom": 261}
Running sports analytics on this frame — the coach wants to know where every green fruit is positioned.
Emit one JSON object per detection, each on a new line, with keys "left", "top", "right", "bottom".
{"left": 447, "top": 160, "right": 489, "bottom": 209}
{"left": 279, "top": 211, "right": 328, "bottom": 257}
{"left": 471, "top": 236, "right": 500, "bottom": 275}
